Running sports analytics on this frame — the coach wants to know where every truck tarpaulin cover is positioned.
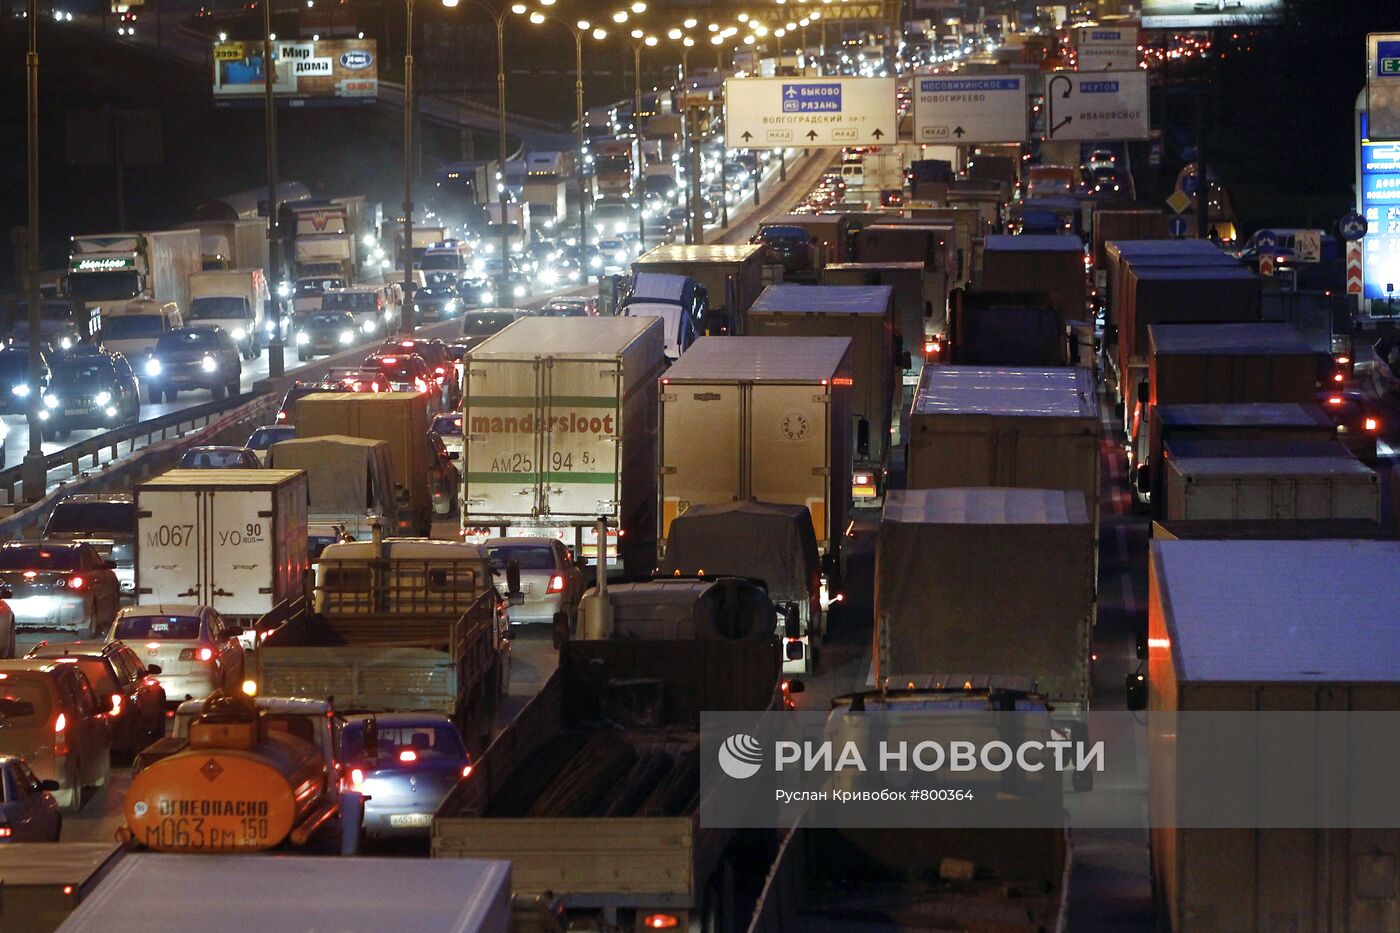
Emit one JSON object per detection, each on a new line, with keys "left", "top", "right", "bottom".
{"left": 660, "top": 501, "right": 820, "bottom": 602}
{"left": 751, "top": 284, "right": 894, "bottom": 315}
{"left": 269, "top": 436, "right": 391, "bottom": 517}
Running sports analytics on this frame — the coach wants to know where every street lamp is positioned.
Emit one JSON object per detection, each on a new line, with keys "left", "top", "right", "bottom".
{"left": 527, "top": 10, "right": 593, "bottom": 261}
{"left": 629, "top": 29, "right": 658, "bottom": 116}
{"left": 668, "top": 32, "right": 699, "bottom": 243}
{"left": 21, "top": 0, "right": 43, "bottom": 500}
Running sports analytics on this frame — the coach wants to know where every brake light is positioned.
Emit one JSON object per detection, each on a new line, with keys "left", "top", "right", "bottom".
{"left": 381, "top": 356, "right": 398, "bottom": 365}
{"left": 54, "top": 712, "right": 68, "bottom": 757}
{"left": 22, "top": 571, "right": 35, "bottom": 580}
{"left": 110, "top": 693, "right": 123, "bottom": 718}
{"left": 0, "top": 826, "right": 11, "bottom": 838}
{"left": 399, "top": 749, "right": 418, "bottom": 763}
{"left": 1333, "top": 372, "right": 1345, "bottom": 383}
{"left": 643, "top": 915, "right": 679, "bottom": 929}
{"left": 276, "top": 410, "right": 287, "bottom": 421}
{"left": 400, "top": 340, "right": 414, "bottom": 348}
{"left": 462, "top": 764, "right": 473, "bottom": 778}
{"left": 66, "top": 575, "right": 85, "bottom": 590}
{"left": 1365, "top": 417, "right": 1380, "bottom": 432}
{"left": 54, "top": 713, "right": 66, "bottom": 734}
{"left": 350, "top": 768, "right": 365, "bottom": 789}
{"left": 1337, "top": 355, "right": 1351, "bottom": 365}
{"left": 924, "top": 339, "right": 941, "bottom": 356}
{"left": 198, "top": 647, "right": 214, "bottom": 662}
{"left": 547, "top": 574, "right": 565, "bottom": 594}
{"left": 1328, "top": 396, "right": 1344, "bottom": 406}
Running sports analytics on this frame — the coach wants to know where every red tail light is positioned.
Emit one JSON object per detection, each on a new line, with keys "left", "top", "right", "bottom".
{"left": 643, "top": 915, "right": 679, "bottom": 929}
{"left": 381, "top": 356, "right": 398, "bottom": 365}
{"left": 0, "top": 826, "right": 11, "bottom": 838}
{"left": 66, "top": 575, "right": 84, "bottom": 590}
{"left": 1328, "top": 396, "right": 1343, "bottom": 406}
{"left": 924, "top": 339, "right": 941, "bottom": 356}
{"left": 400, "top": 340, "right": 414, "bottom": 348}
{"left": 350, "top": 768, "right": 365, "bottom": 789}
{"left": 109, "top": 693, "right": 123, "bottom": 718}
{"left": 1333, "top": 372, "right": 1345, "bottom": 383}
{"left": 547, "top": 575, "right": 565, "bottom": 594}
{"left": 276, "top": 410, "right": 287, "bottom": 421}
{"left": 398, "top": 749, "right": 418, "bottom": 763}
{"left": 462, "top": 764, "right": 473, "bottom": 778}
{"left": 198, "top": 647, "right": 214, "bottom": 662}
{"left": 1365, "top": 417, "right": 1380, "bottom": 432}
{"left": 54, "top": 712, "right": 68, "bottom": 757}
{"left": 54, "top": 713, "right": 66, "bottom": 734}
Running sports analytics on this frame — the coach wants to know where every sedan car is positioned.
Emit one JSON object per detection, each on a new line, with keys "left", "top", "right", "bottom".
{"left": 412, "top": 284, "right": 463, "bottom": 323}
{"left": 0, "top": 541, "right": 120, "bottom": 638}
{"left": 459, "top": 310, "right": 530, "bottom": 353}
{"left": 378, "top": 339, "right": 457, "bottom": 404}
{"left": 274, "top": 380, "right": 349, "bottom": 425}
{"left": 0, "top": 755, "right": 62, "bottom": 841}
{"left": 342, "top": 713, "right": 472, "bottom": 839}
{"left": 486, "top": 537, "right": 583, "bottom": 629}
{"left": 244, "top": 424, "right": 296, "bottom": 465}
{"left": 177, "top": 445, "right": 261, "bottom": 469}
{"left": 24, "top": 640, "right": 165, "bottom": 759}
{"left": 0, "top": 659, "right": 112, "bottom": 813}
{"left": 142, "top": 326, "right": 242, "bottom": 403}
{"left": 1319, "top": 388, "right": 1382, "bottom": 465}
{"left": 294, "top": 310, "right": 358, "bottom": 362}
{"left": 41, "top": 494, "right": 136, "bottom": 597}
{"left": 39, "top": 350, "right": 140, "bottom": 439}
{"left": 107, "top": 605, "right": 245, "bottom": 707}
{"left": 0, "top": 344, "right": 50, "bottom": 415}
{"left": 539, "top": 297, "right": 598, "bottom": 318}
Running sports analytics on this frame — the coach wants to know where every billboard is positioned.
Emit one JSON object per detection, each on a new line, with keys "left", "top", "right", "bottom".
{"left": 212, "top": 39, "right": 377, "bottom": 103}
{"left": 1141, "top": 0, "right": 1282, "bottom": 29}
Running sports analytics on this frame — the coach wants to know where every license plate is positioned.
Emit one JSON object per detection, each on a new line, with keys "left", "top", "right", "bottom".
{"left": 65, "top": 408, "right": 88, "bottom": 416}
{"left": 389, "top": 813, "right": 432, "bottom": 827}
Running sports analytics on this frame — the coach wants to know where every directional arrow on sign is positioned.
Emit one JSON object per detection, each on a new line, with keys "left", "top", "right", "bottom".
{"left": 806, "top": 129, "right": 819, "bottom": 141}
{"left": 741, "top": 131, "right": 753, "bottom": 142}
{"left": 1050, "top": 116, "right": 1073, "bottom": 135}
{"left": 953, "top": 126, "right": 966, "bottom": 138}
{"left": 871, "top": 128, "right": 884, "bottom": 139}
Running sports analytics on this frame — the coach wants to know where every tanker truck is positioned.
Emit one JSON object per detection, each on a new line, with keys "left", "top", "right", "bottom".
{"left": 121, "top": 691, "right": 364, "bottom": 854}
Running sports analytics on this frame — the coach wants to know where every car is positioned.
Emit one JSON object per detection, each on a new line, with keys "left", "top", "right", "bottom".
{"left": 38, "top": 351, "right": 140, "bottom": 438}
{"left": 23, "top": 640, "right": 165, "bottom": 759}
{"left": 0, "top": 344, "right": 50, "bottom": 415}
{"left": 106, "top": 605, "right": 245, "bottom": 707}
{"left": 539, "top": 296, "right": 598, "bottom": 318}
{"left": 431, "top": 413, "right": 463, "bottom": 464}
{"left": 0, "top": 755, "right": 62, "bottom": 841}
{"left": 0, "top": 541, "right": 119, "bottom": 639}
{"left": 412, "top": 283, "right": 462, "bottom": 322}
{"left": 177, "top": 445, "right": 261, "bottom": 469}
{"left": 596, "top": 236, "right": 632, "bottom": 274}
{"left": 274, "top": 380, "right": 349, "bottom": 425}
{"left": 244, "top": 424, "right": 296, "bottom": 465}
{"left": 291, "top": 275, "right": 347, "bottom": 314}
{"left": 428, "top": 431, "right": 460, "bottom": 517}
{"left": 752, "top": 224, "right": 816, "bottom": 275}
{"left": 1088, "top": 167, "right": 1123, "bottom": 196}
{"left": 307, "top": 521, "right": 348, "bottom": 561}
{"left": 378, "top": 339, "right": 455, "bottom": 392}
{"left": 293, "top": 310, "right": 358, "bottom": 362}
{"left": 0, "top": 659, "right": 113, "bottom": 812}
{"left": 342, "top": 713, "right": 472, "bottom": 839}
{"left": 475, "top": 258, "right": 533, "bottom": 305}
{"left": 2, "top": 298, "right": 93, "bottom": 358}
{"left": 1319, "top": 388, "right": 1382, "bottom": 465}
{"left": 1086, "top": 147, "right": 1117, "bottom": 171}
{"left": 459, "top": 309, "right": 530, "bottom": 353}
{"left": 321, "top": 284, "right": 400, "bottom": 336}
{"left": 41, "top": 494, "right": 136, "bottom": 597}
{"left": 141, "top": 326, "right": 242, "bottom": 403}
{"left": 486, "top": 536, "right": 583, "bottom": 631}
{"left": 364, "top": 352, "right": 435, "bottom": 397}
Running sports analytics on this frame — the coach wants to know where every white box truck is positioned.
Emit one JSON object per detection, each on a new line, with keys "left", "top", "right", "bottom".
{"left": 658, "top": 336, "right": 853, "bottom": 584}
{"left": 461, "top": 316, "right": 666, "bottom": 574}
{"left": 1163, "top": 451, "right": 1380, "bottom": 523}
{"left": 66, "top": 230, "right": 202, "bottom": 318}
{"left": 181, "top": 218, "right": 268, "bottom": 272}
{"left": 135, "top": 469, "right": 309, "bottom": 627}
{"left": 187, "top": 269, "right": 269, "bottom": 359}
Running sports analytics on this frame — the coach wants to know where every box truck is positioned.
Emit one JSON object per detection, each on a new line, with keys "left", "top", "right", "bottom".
{"left": 187, "top": 269, "right": 269, "bottom": 359}
{"left": 977, "top": 234, "right": 1087, "bottom": 327}
{"left": 1162, "top": 449, "right": 1379, "bottom": 523}
{"left": 135, "top": 469, "right": 309, "bottom": 626}
{"left": 658, "top": 336, "right": 852, "bottom": 582}
{"left": 1090, "top": 209, "right": 1169, "bottom": 282}
{"left": 821, "top": 261, "right": 928, "bottom": 381}
{"left": 180, "top": 218, "right": 268, "bottom": 273}
{"left": 747, "top": 285, "right": 897, "bottom": 507}
{"left": 1144, "top": 539, "right": 1400, "bottom": 933}
{"left": 65, "top": 230, "right": 201, "bottom": 319}
{"left": 461, "top": 317, "right": 666, "bottom": 574}
{"left": 631, "top": 244, "right": 766, "bottom": 335}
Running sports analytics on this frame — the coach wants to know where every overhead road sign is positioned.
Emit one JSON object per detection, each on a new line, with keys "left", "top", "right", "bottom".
{"left": 724, "top": 77, "right": 896, "bottom": 148}
{"left": 1368, "top": 34, "right": 1400, "bottom": 142}
{"left": 1141, "top": 0, "right": 1282, "bottom": 29}
{"left": 1357, "top": 117, "right": 1400, "bottom": 301}
{"left": 1043, "top": 72, "right": 1150, "bottom": 142}
{"left": 912, "top": 75, "right": 1027, "bottom": 144}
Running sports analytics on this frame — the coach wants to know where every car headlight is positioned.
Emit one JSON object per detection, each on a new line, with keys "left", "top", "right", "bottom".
{"left": 201, "top": 355, "right": 218, "bottom": 373}
{"left": 340, "top": 330, "right": 354, "bottom": 344}
{"left": 481, "top": 292, "right": 496, "bottom": 304}
{"left": 145, "top": 358, "right": 162, "bottom": 377}
{"left": 568, "top": 270, "right": 580, "bottom": 281}
{"left": 614, "top": 222, "right": 626, "bottom": 233}
{"left": 277, "top": 282, "right": 293, "bottom": 298}
{"left": 60, "top": 337, "right": 73, "bottom": 350}
{"left": 362, "top": 320, "right": 378, "bottom": 334}
{"left": 264, "top": 318, "right": 278, "bottom": 333}
{"left": 10, "top": 383, "right": 28, "bottom": 397}
{"left": 590, "top": 256, "right": 602, "bottom": 268}
{"left": 105, "top": 406, "right": 118, "bottom": 417}
{"left": 43, "top": 394, "right": 59, "bottom": 409}
{"left": 295, "top": 331, "right": 310, "bottom": 345}
{"left": 232, "top": 327, "right": 247, "bottom": 341}
{"left": 362, "top": 234, "right": 376, "bottom": 248}
{"left": 513, "top": 285, "right": 526, "bottom": 298}
{"left": 94, "top": 390, "right": 112, "bottom": 406}
{"left": 483, "top": 243, "right": 495, "bottom": 255}
{"left": 540, "top": 268, "right": 558, "bottom": 285}
{"left": 445, "top": 299, "right": 459, "bottom": 313}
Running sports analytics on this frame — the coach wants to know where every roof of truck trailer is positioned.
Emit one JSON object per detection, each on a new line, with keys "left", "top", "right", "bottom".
{"left": 1153, "top": 402, "right": 1334, "bottom": 429}
{"left": 470, "top": 315, "right": 660, "bottom": 357}
{"left": 1149, "top": 323, "right": 1316, "bottom": 356}
{"left": 1105, "top": 238, "right": 1230, "bottom": 259}
{"left": 883, "top": 488, "right": 1090, "bottom": 525}
{"left": 141, "top": 469, "right": 303, "bottom": 487}
{"left": 912, "top": 366, "right": 1098, "bottom": 419}
{"left": 662, "top": 336, "right": 852, "bottom": 382}
{"left": 633, "top": 243, "right": 763, "bottom": 264}
{"left": 983, "top": 234, "right": 1083, "bottom": 252}
{"left": 1170, "top": 455, "right": 1374, "bottom": 478}
{"left": 1112, "top": 252, "right": 1240, "bottom": 268}
{"left": 751, "top": 284, "right": 893, "bottom": 315}
{"left": 1152, "top": 539, "right": 1400, "bottom": 682}
{"left": 822, "top": 261, "right": 924, "bottom": 271}
{"left": 1163, "top": 438, "right": 1352, "bottom": 461}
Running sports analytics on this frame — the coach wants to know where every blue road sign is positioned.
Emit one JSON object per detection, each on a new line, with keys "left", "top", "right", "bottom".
{"left": 1253, "top": 230, "right": 1279, "bottom": 252}
{"left": 1339, "top": 210, "right": 1369, "bottom": 242}
{"left": 781, "top": 84, "right": 842, "bottom": 113}
{"left": 1169, "top": 216, "right": 1189, "bottom": 238}
{"left": 1182, "top": 173, "right": 1199, "bottom": 196}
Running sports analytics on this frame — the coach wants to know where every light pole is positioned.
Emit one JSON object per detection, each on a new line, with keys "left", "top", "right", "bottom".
{"left": 442, "top": 0, "right": 519, "bottom": 308}
{"left": 263, "top": 0, "right": 284, "bottom": 377}
{"left": 666, "top": 29, "right": 696, "bottom": 244}
{"left": 21, "top": 0, "right": 43, "bottom": 501}
{"left": 628, "top": 30, "right": 658, "bottom": 247}
{"left": 528, "top": 9, "right": 595, "bottom": 261}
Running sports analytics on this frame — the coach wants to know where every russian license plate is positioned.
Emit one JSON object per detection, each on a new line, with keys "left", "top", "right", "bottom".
{"left": 389, "top": 813, "right": 432, "bottom": 827}
{"left": 65, "top": 408, "right": 87, "bottom": 416}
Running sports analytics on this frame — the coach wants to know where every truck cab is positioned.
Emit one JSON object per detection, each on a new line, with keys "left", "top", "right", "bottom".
{"left": 100, "top": 299, "right": 183, "bottom": 361}
{"left": 617, "top": 272, "right": 704, "bottom": 361}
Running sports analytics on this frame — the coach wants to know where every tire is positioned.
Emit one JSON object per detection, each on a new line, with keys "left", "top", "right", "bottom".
{"left": 211, "top": 383, "right": 226, "bottom": 402}
{"left": 56, "top": 423, "right": 71, "bottom": 441}
{"left": 52, "top": 815, "right": 62, "bottom": 842}
{"left": 298, "top": 351, "right": 310, "bottom": 362}
{"left": 41, "top": 427, "right": 55, "bottom": 442}
{"left": 60, "top": 762, "right": 81, "bottom": 815}
{"left": 145, "top": 386, "right": 162, "bottom": 405}
{"left": 227, "top": 380, "right": 240, "bottom": 398}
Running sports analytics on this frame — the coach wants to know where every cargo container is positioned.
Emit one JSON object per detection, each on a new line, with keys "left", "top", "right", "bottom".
{"left": 946, "top": 289, "right": 1065, "bottom": 367}
{"left": 267, "top": 435, "right": 396, "bottom": 539}
{"left": 631, "top": 243, "right": 765, "bottom": 335}
{"left": 658, "top": 336, "right": 852, "bottom": 575}
{"left": 135, "top": 469, "right": 308, "bottom": 626}
{"left": 66, "top": 229, "right": 202, "bottom": 319}
{"left": 850, "top": 225, "right": 954, "bottom": 332}
{"left": 1151, "top": 517, "right": 1391, "bottom": 540}
{"left": 821, "top": 261, "right": 927, "bottom": 366}
{"left": 874, "top": 488, "right": 1094, "bottom": 708}
{"left": 461, "top": 317, "right": 665, "bottom": 573}
{"left": 907, "top": 366, "right": 1101, "bottom": 527}
{"left": 747, "top": 285, "right": 896, "bottom": 505}
{"left": 293, "top": 391, "right": 436, "bottom": 535}
{"left": 1091, "top": 209, "right": 1170, "bottom": 278}
{"left": 1146, "top": 539, "right": 1400, "bottom": 933}
{"left": 0, "top": 843, "right": 124, "bottom": 933}
{"left": 977, "top": 234, "right": 1086, "bottom": 327}
{"left": 900, "top": 206, "right": 980, "bottom": 284}
{"left": 179, "top": 218, "right": 269, "bottom": 273}
{"left": 1162, "top": 452, "right": 1378, "bottom": 523}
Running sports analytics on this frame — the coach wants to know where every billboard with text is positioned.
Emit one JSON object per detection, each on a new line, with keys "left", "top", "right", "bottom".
{"left": 212, "top": 38, "right": 377, "bottom": 102}
{"left": 1141, "top": 0, "right": 1282, "bottom": 29}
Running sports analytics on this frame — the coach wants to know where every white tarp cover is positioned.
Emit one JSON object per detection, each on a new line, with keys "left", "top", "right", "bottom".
{"left": 268, "top": 435, "right": 392, "bottom": 517}
{"left": 661, "top": 500, "right": 820, "bottom": 602}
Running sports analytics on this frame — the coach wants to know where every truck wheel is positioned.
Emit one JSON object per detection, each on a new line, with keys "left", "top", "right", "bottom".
{"left": 298, "top": 350, "right": 310, "bottom": 362}
{"left": 211, "top": 383, "right": 226, "bottom": 402}
{"left": 145, "top": 386, "right": 161, "bottom": 405}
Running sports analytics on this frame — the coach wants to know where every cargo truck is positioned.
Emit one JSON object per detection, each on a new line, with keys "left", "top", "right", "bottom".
{"left": 65, "top": 230, "right": 201, "bottom": 318}
{"left": 747, "top": 285, "right": 898, "bottom": 507}
{"left": 250, "top": 537, "right": 512, "bottom": 751}
{"left": 187, "top": 269, "right": 269, "bottom": 358}
{"left": 267, "top": 436, "right": 396, "bottom": 540}
{"left": 945, "top": 289, "right": 1065, "bottom": 367}
{"left": 850, "top": 224, "right": 955, "bottom": 332}
{"left": 1090, "top": 209, "right": 1169, "bottom": 283}
{"left": 135, "top": 469, "right": 309, "bottom": 631}
{"left": 180, "top": 218, "right": 269, "bottom": 273}
{"left": 658, "top": 336, "right": 852, "bottom": 584}
{"left": 907, "top": 365, "right": 1102, "bottom": 529}
{"left": 0, "top": 843, "right": 125, "bottom": 933}
{"left": 821, "top": 261, "right": 928, "bottom": 382}
{"left": 288, "top": 200, "right": 360, "bottom": 283}
{"left": 461, "top": 317, "right": 666, "bottom": 574}
{"left": 898, "top": 206, "right": 979, "bottom": 285}
{"left": 432, "top": 635, "right": 783, "bottom": 932}
{"left": 293, "top": 391, "right": 437, "bottom": 535}
{"left": 631, "top": 244, "right": 766, "bottom": 335}
{"left": 1142, "top": 539, "right": 1400, "bottom": 933}
{"left": 1161, "top": 449, "right": 1379, "bottom": 523}
{"left": 977, "top": 234, "right": 1087, "bottom": 327}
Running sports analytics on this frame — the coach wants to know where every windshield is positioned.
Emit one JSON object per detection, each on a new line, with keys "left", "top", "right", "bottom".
{"left": 52, "top": 359, "right": 116, "bottom": 386}
{"left": 423, "top": 271, "right": 457, "bottom": 287}
{"left": 373, "top": 357, "right": 423, "bottom": 382}
{"left": 46, "top": 501, "right": 134, "bottom": 535}
{"left": 0, "top": 546, "right": 82, "bottom": 570}
{"left": 320, "top": 292, "right": 377, "bottom": 313}
{"left": 432, "top": 414, "right": 462, "bottom": 437}
{"left": 102, "top": 315, "right": 164, "bottom": 340}
{"left": 66, "top": 271, "right": 141, "bottom": 302}
{"left": 308, "top": 313, "right": 353, "bottom": 329}
{"left": 297, "top": 278, "right": 344, "bottom": 297}
{"left": 41, "top": 657, "right": 117, "bottom": 695}
{"left": 0, "top": 353, "right": 28, "bottom": 380}
{"left": 595, "top": 156, "right": 631, "bottom": 175}
{"left": 462, "top": 313, "right": 515, "bottom": 335}
{"left": 342, "top": 721, "right": 466, "bottom": 765}
{"left": 247, "top": 427, "right": 293, "bottom": 449}
{"left": 488, "top": 544, "right": 556, "bottom": 570}
{"left": 0, "top": 678, "right": 49, "bottom": 726}
{"left": 644, "top": 176, "right": 675, "bottom": 194}
{"left": 157, "top": 330, "right": 220, "bottom": 351}
{"left": 421, "top": 254, "right": 463, "bottom": 271}
{"left": 190, "top": 296, "right": 251, "bottom": 320}
{"left": 114, "top": 615, "right": 201, "bottom": 640}
{"left": 541, "top": 303, "right": 585, "bottom": 317}
{"left": 179, "top": 448, "right": 251, "bottom": 468}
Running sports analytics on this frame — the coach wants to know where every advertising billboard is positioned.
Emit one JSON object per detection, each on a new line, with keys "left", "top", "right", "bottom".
{"left": 212, "top": 39, "right": 377, "bottom": 103}
{"left": 1359, "top": 115, "right": 1400, "bottom": 301}
{"left": 1141, "top": 0, "right": 1282, "bottom": 29}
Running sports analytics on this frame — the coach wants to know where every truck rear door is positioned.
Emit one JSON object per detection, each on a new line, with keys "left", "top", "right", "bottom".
{"left": 539, "top": 360, "right": 623, "bottom": 519}
{"left": 465, "top": 359, "right": 544, "bottom": 519}
{"left": 207, "top": 488, "right": 278, "bottom": 617}
{"left": 660, "top": 381, "right": 742, "bottom": 541}
{"left": 138, "top": 489, "right": 203, "bottom": 604}
{"left": 749, "top": 384, "right": 833, "bottom": 549}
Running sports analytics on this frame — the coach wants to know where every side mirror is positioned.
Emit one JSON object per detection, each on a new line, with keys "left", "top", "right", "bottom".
{"left": 506, "top": 559, "right": 524, "bottom": 606}
{"left": 361, "top": 718, "right": 380, "bottom": 767}
{"left": 0, "top": 587, "right": 11, "bottom": 600}
{"left": 1125, "top": 672, "right": 1147, "bottom": 712}
{"left": 1136, "top": 631, "right": 1148, "bottom": 661}
{"left": 146, "top": 664, "right": 162, "bottom": 676}
{"left": 40, "top": 779, "right": 60, "bottom": 792}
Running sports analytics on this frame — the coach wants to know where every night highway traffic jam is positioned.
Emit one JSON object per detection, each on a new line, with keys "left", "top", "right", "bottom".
{"left": 0, "top": 0, "right": 1398, "bottom": 929}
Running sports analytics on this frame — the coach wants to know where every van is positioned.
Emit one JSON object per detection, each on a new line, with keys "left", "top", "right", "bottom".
{"left": 0, "top": 659, "right": 113, "bottom": 812}
{"left": 321, "top": 285, "right": 400, "bottom": 338}
{"left": 618, "top": 272, "right": 705, "bottom": 360}
{"left": 99, "top": 300, "right": 182, "bottom": 361}
{"left": 840, "top": 163, "right": 866, "bottom": 188}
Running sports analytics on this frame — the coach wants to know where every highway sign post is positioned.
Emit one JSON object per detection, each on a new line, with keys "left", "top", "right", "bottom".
{"left": 724, "top": 77, "right": 896, "bottom": 148}
{"left": 912, "top": 75, "right": 1027, "bottom": 144}
{"left": 1368, "top": 34, "right": 1400, "bottom": 141}
{"left": 1043, "top": 72, "right": 1150, "bottom": 141}
{"left": 1339, "top": 210, "right": 1368, "bottom": 242}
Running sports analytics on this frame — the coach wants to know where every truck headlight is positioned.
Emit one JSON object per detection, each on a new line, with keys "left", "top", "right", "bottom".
{"left": 43, "top": 394, "right": 59, "bottom": 409}
{"left": 445, "top": 299, "right": 459, "bottom": 313}
{"left": 590, "top": 256, "right": 602, "bottom": 269}
{"left": 277, "top": 281, "right": 293, "bottom": 298}
{"left": 264, "top": 318, "right": 278, "bottom": 334}
{"left": 144, "top": 358, "right": 161, "bottom": 377}
{"left": 295, "top": 332, "right": 310, "bottom": 345}
{"left": 362, "top": 234, "right": 376, "bottom": 248}
{"left": 94, "top": 390, "right": 112, "bottom": 406}
{"left": 201, "top": 355, "right": 218, "bottom": 373}
{"left": 540, "top": 268, "right": 558, "bottom": 286}
{"left": 340, "top": 330, "right": 354, "bottom": 344}
{"left": 232, "top": 327, "right": 247, "bottom": 341}
{"left": 10, "top": 383, "right": 28, "bottom": 397}
{"left": 362, "top": 320, "right": 377, "bottom": 334}
{"left": 513, "top": 285, "right": 526, "bottom": 298}
{"left": 59, "top": 337, "right": 73, "bottom": 350}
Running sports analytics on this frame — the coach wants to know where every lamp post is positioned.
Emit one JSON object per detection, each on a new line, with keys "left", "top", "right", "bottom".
{"left": 441, "top": 0, "right": 518, "bottom": 309}
{"left": 21, "top": 0, "right": 43, "bottom": 501}
{"left": 665, "top": 28, "right": 696, "bottom": 244}
{"left": 528, "top": 10, "right": 594, "bottom": 261}
{"left": 629, "top": 30, "right": 658, "bottom": 123}
{"left": 263, "top": 0, "right": 284, "bottom": 377}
